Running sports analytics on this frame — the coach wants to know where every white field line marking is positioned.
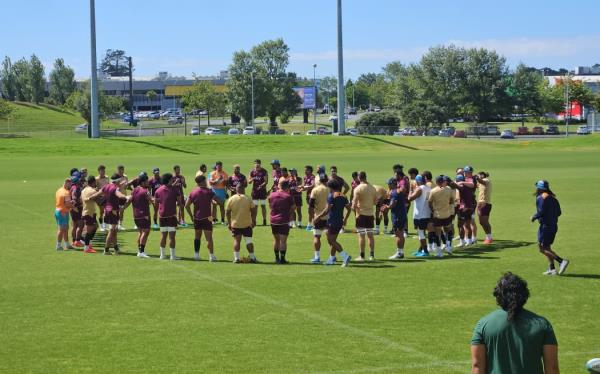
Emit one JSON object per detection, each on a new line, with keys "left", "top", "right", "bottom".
{"left": 171, "top": 262, "right": 465, "bottom": 373}
{"left": 1, "top": 201, "right": 46, "bottom": 218}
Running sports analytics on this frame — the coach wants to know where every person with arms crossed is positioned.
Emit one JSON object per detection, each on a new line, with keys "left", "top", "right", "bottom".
{"left": 249, "top": 159, "right": 269, "bottom": 226}
{"left": 55, "top": 177, "right": 74, "bottom": 251}
{"left": 225, "top": 184, "right": 258, "bottom": 263}
{"left": 352, "top": 171, "right": 378, "bottom": 261}
{"left": 531, "top": 180, "right": 569, "bottom": 275}
{"left": 102, "top": 173, "right": 131, "bottom": 255}
{"left": 268, "top": 180, "right": 295, "bottom": 264}
{"left": 81, "top": 176, "right": 104, "bottom": 253}
{"left": 314, "top": 179, "right": 352, "bottom": 266}
{"left": 172, "top": 165, "right": 188, "bottom": 227}
{"left": 210, "top": 161, "right": 228, "bottom": 225}
{"left": 154, "top": 173, "right": 180, "bottom": 260}
{"left": 471, "top": 272, "right": 559, "bottom": 374}
{"left": 186, "top": 175, "right": 219, "bottom": 262}
{"left": 309, "top": 173, "right": 330, "bottom": 264}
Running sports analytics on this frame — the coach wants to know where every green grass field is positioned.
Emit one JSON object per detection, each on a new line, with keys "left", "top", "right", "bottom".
{"left": 1, "top": 133, "right": 599, "bottom": 373}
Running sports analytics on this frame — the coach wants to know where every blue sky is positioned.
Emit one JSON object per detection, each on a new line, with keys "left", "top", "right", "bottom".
{"left": 2, "top": 0, "right": 600, "bottom": 80}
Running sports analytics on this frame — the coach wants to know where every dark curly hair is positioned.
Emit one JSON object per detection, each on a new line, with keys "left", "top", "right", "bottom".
{"left": 493, "top": 272, "right": 530, "bottom": 322}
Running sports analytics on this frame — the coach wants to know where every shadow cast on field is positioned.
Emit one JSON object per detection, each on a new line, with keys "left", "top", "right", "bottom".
{"left": 561, "top": 273, "right": 600, "bottom": 280}
{"left": 0, "top": 134, "right": 30, "bottom": 138}
{"left": 357, "top": 135, "right": 429, "bottom": 151}
{"left": 107, "top": 138, "right": 200, "bottom": 155}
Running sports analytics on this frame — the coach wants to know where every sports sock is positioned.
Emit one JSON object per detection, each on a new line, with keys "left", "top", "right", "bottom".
{"left": 340, "top": 250, "right": 349, "bottom": 259}
{"left": 160, "top": 247, "right": 165, "bottom": 257}
{"left": 314, "top": 250, "right": 320, "bottom": 259}
{"left": 280, "top": 250, "right": 287, "bottom": 261}
{"left": 440, "top": 232, "right": 446, "bottom": 243}
{"left": 369, "top": 251, "right": 375, "bottom": 258}
{"left": 114, "top": 244, "right": 120, "bottom": 252}
{"left": 555, "top": 256, "right": 563, "bottom": 264}
{"left": 486, "top": 234, "right": 492, "bottom": 240}
{"left": 234, "top": 251, "right": 240, "bottom": 260}
{"left": 140, "top": 244, "right": 145, "bottom": 253}
{"left": 397, "top": 247, "right": 404, "bottom": 255}
{"left": 274, "top": 250, "right": 280, "bottom": 261}
{"left": 194, "top": 239, "right": 200, "bottom": 253}
{"left": 549, "top": 262, "right": 556, "bottom": 270}
{"left": 428, "top": 232, "right": 435, "bottom": 245}
{"left": 170, "top": 248, "right": 176, "bottom": 257}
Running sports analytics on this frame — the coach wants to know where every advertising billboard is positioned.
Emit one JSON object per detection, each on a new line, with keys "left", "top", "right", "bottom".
{"left": 293, "top": 86, "right": 316, "bottom": 109}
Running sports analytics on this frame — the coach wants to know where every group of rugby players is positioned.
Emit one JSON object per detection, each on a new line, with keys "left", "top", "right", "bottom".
{"left": 54, "top": 159, "right": 496, "bottom": 267}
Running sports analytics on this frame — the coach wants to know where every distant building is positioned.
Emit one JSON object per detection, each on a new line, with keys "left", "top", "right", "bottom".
{"left": 546, "top": 73, "right": 600, "bottom": 120}
{"left": 576, "top": 65, "right": 600, "bottom": 75}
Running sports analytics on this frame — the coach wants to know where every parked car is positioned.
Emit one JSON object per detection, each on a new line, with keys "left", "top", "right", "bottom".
{"left": 306, "top": 130, "right": 317, "bottom": 136}
{"left": 487, "top": 125, "right": 500, "bottom": 135}
{"left": 228, "top": 128, "right": 240, "bottom": 135}
{"left": 346, "top": 128, "right": 358, "bottom": 136}
{"left": 242, "top": 126, "right": 255, "bottom": 135}
{"left": 577, "top": 125, "right": 591, "bottom": 135}
{"left": 167, "top": 115, "right": 183, "bottom": 125}
{"left": 290, "top": 131, "right": 302, "bottom": 136}
{"left": 148, "top": 111, "right": 160, "bottom": 120}
{"left": 372, "top": 106, "right": 381, "bottom": 112}
{"left": 532, "top": 126, "right": 545, "bottom": 135}
{"left": 401, "top": 128, "right": 417, "bottom": 136}
{"left": 546, "top": 125, "right": 560, "bottom": 135}
{"left": 205, "top": 127, "right": 222, "bottom": 135}
{"left": 190, "top": 127, "right": 200, "bottom": 135}
{"left": 348, "top": 107, "right": 357, "bottom": 115}
{"left": 500, "top": 129, "right": 515, "bottom": 139}
{"left": 439, "top": 128, "right": 453, "bottom": 137}
{"left": 517, "top": 126, "right": 529, "bottom": 135}
{"left": 393, "top": 131, "right": 403, "bottom": 136}
{"left": 453, "top": 130, "right": 467, "bottom": 138}
{"left": 75, "top": 123, "right": 88, "bottom": 132}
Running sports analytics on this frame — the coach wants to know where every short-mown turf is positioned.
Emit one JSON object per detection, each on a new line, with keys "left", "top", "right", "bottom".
{"left": 0, "top": 135, "right": 599, "bottom": 373}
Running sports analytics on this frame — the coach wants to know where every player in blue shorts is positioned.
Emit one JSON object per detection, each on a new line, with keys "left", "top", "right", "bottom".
{"left": 382, "top": 178, "right": 408, "bottom": 260}
{"left": 531, "top": 180, "right": 569, "bottom": 276}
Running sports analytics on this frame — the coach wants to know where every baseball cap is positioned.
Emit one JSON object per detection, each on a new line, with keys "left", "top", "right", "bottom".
{"left": 387, "top": 177, "right": 396, "bottom": 186}
{"left": 153, "top": 167, "right": 160, "bottom": 173}
{"left": 435, "top": 175, "right": 445, "bottom": 184}
{"left": 415, "top": 175, "right": 424, "bottom": 184}
{"left": 456, "top": 174, "right": 465, "bottom": 182}
{"left": 535, "top": 180, "right": 549, "bottom": 191}
{"left": 464, "top": 166, "right": 473, "bottom": 173}
{"left": 271, "top": 159, "right": 280, "bottom": 165}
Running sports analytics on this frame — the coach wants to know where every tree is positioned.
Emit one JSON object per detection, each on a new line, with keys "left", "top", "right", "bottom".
{"left": 12, "top": 58, "right": 31, "bottom": 102}
{"left": 145, "top": 90, "right": 158, "bottom": 110}
{"left": 99, "top": 49, "right": 129, "bottom": 77}
{"left": 49, "top": 58, "right": 75, "bottom": 105}
{"left": 227, "top": 39, "right": 300, "bottom": 128}
{"left": 0, "top": 98, "right": 13, "bottom": 119}
{"left": 507, "top": 64, "right": 544, "bottom": 124}
{"left": 0, "top": 56, "right": 16, "bottom": 101}
{"left": 356, "top": 111, "right": 400, "bottom": 135}
{"left": 66, "top": 81, "right": 124, "bottom": 125}
{"left": 182, "top": 80, "right": 227, "bottom": 126}
{"left": 540, "top": 79, "right": 565, "bottom": 115}
{"left": 28, "top": 54, "right": 45, "bottom": 103}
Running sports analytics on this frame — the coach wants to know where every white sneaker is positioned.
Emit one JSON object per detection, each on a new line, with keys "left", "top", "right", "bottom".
{"left": 354, "top": 256, "right": 365, "bottom": 262}
{"left": 441, "top": 243, "right": 446, "bottom": 250}
{"left": 445, "top": 246, "right": 453, "bottom": 254}
{"left": 368, "top": 255, "right": 375, "bottom": 261}
{"left": 403, "top": 232, "right": 408, "bottom": 238}
{"left": 194, "top": 253, "right": 200, "bottom": 261}
{"left": 133, "top": 225, "right": 138, "bottom": 230}
{"left": 558, "top": 259, "right": 569, "bottom": 275}
{"left": 543, "top": 269, "right": 557, "bottom": 276}
{"left": 159, "top": 254, "right": 167, "bottom": 260}
{"left": 339, "top": 228, "right": 344, "bottom": 234}
{"left": 324, "top": 257, "right": 336, "bottom": 265}
{"left": 455, "top": 241, "right": 465, "bottom": 248}
{"left": 374, "top": 228, "right": 380, "bottom": 235}
{"left": 99, "top": 225, "right": 106, "bottom": 232}
{"left": 170, "top": 256, "right": 180, "bottom": 261}
{"left": 388, "top": 252, "right": 404, "bottom": 260}
{"left": 137, "top": 252, "right": 150, "bottom": 258}
{"left": 436, "top": 249, "right": 443, "bottom": 258}
{"left": 118, "top": 224, "right": 125, "bottom": 231}
{"left": 209, "top": 255, "right": 217, "bottom": 262}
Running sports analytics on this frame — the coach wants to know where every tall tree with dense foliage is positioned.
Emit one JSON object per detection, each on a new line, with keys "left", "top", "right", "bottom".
{"left": 49, "top": 58, "right": 76, "bottom": 105}
{"left": 99, "top": 49, "right": 129, "bottom": 77}
{"left": 507, "top": 64, "right": 544, "bottom": 124}
{"left": 227, "top": 50, "right": 258, "bottom": 124}
{"left": 0, "top": 56, "right": 16, "bottom": 101}
{"left": 12, "top": 58, "right": 31, "bottom": 102}
{"left": 66, "top": 81, "right": 124, "bottom": 125}
{"left": 28, "top": 54, "right": 45, "bottom": 104}
{"left": 0, "top": 98, "right": 13, "bottom": 119}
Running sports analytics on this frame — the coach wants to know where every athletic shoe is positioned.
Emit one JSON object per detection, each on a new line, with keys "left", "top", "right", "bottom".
{"left": 73, "top": 241, "right": 84, "bottom": 248}
{"left": 339, "top": 228, "right": 344, "bottom": 234}
{"left": 436, "top": 249, "right": 443, "bottom": 258}
{"left": 368, "top": 255, "right": 375, "bottom": 261}
{"left": 441, "top": 243, "right": 446, "bottom": 250}
{"left": 354, "top": 256, "right": 365, "bottom": 262}
{"left": 159, "top": 254, "right": 167, "bottom": 260}
{"left": 388, "top": 252, "right": 404, "bottom": 260}
{"left": 100, "top": 224, "right": 106, "bottom": 232}
{"left": 403, "top": 232, "right": 408, "bottom": 239}
{"left": 445, "top": 248, "right": 453, "bottom": 255}
{"left": 84, "top": 248, "right": 97, "bottom": 254}
{"left": 103, "top": 250, "right": 111, "bottom": 256}
{"left": 483, "top": 238, "right": 493, "bottom": 245}
{"left": 543, "top": 269, "right": 557, "bottom": 276}
{"left": 137, "top": 252, "right": 150, "bottom": 258}
{"left": 65, "top": 244, "right": 74, "bottom": 250}
{"left": 558, "top": 259, "right": 570, "bottom": 275}
{"left": 324, "top": 257, "right": 336, "bottom": 265}
{"left": 209, "top": 255, "right": 217, "bottom": 262}
{"left": 455, "top": 241, "right": 464, "bottom": 248}
{"left": 310, "top": 257, "right": 321, "bottom": 264}
{"left": 374, "top": 228, "right": 380, "bottom": 235}
{"left": 415, "top": 251, "right": 430, "bottom": 257}
{"left": 180, "top": 222, "right": 188, "bottom": 228}
{"left": 194, "top": 253, "right": 200, "bottom": 261}
{"left": 133, "top": 226, "right": 138, "bottom": 230}
{"left": 412, "top": 250, "right": 421, "bottom": 256}
{"left": 170, "top": 256, "right": 180, "bottom": 261}
{"left": 342, "top": 255, "right": 352, "bottom": 267}
{"left": 249, "top": 258, "right": 258, "bottom": 264}
{"left": 118, "top": 224, "right": 125, "bottom": 231}
{"left": 305, "top": 225, "right": 313, "bottom": 231}
{"left": 113, "top": 249, "right": 120, "bottom": 256}
{"left": 233, "top": 258, "right": 241, "bottom": 264}
{"left": 152, "top": 223, "right": 159, "bottom": 230}
{"left": 279, "top": 258, "right": 289, "bottom": 264}
{"left": 56, "top": 246, "right": 62, "bottom": 251}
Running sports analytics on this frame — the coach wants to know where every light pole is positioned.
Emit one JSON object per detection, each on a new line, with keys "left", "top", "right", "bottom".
{"left": 564, "top": 73, "right": 570, "bottom": 138}
{"left": 336, "top": 0, "right": 346, "bottom": 135}
{"left": 89, "top": 0, "right": 100, "bottom": 138}
{"left": 251, "top": 71, "right": 255, "bottom": 130}
{"left": 313, "top": 64, "right": 317, "bottom": 130}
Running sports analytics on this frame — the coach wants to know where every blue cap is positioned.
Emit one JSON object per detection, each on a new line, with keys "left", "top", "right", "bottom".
{"left": 415, "top": 175, "right": 424, "bottom": 184}
{"left": 70, "top": 175, "right": 80, "bottom": 183}
{"left": 436, "top": 175, "right": 445, "bottom": 183}
{"left": 271, "top": 159, "right": 280, "bottom": 165}
{"left": 456, "top": 174, "right": 465, "bottom": 182}
{"left": 152, "top": 167, "right": 160, "bottom": 173}
{"left": 387, "top": 177, "right": 396, "bottom": 186}
{"left": 464, "top": 166, "right": 473, "bottom": 173}
{"left": 535, "top": 180, "right": 549, "bottom": 191}
{"left": 317, "top": 165, "right": 325, "bottom": 173}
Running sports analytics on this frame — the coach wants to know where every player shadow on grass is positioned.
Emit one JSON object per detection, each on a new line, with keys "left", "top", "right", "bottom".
{"left": 357, "top": 135, "right": 430, "bottom": 151}
{"left": 560, "top": 274, "right": 600, "bottom": 280}
{"left": 106, "top": 138, "right": 200, "bottom": 155}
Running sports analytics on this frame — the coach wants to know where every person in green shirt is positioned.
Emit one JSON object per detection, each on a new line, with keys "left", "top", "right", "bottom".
{"left": 471, "top": 272, "right": 560, "bottom": 374}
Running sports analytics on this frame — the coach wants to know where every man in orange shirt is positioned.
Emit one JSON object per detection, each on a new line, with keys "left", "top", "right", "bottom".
{"left": 210, "top": 161, "right": 229, "bottom": 225}
{"left": 55, "top": 177, "right": 75, "bottom": 251}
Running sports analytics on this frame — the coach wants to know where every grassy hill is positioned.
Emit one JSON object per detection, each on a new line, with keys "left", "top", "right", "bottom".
{"left": 0, "top": 102, "right": 86, "bottom": 134}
